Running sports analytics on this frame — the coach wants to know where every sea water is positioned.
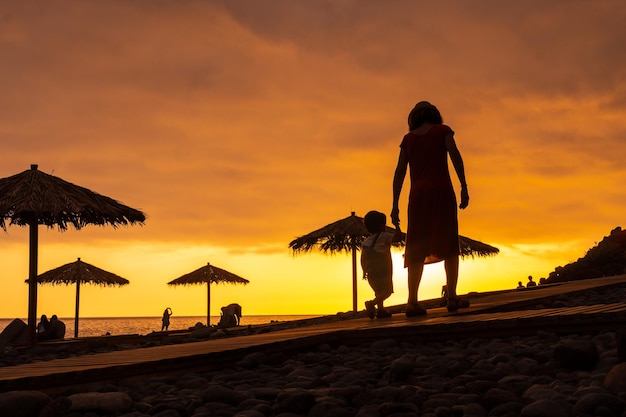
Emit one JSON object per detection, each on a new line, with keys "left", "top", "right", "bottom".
{"left": 0, "top": 315, "right": 318, "bottom": 338}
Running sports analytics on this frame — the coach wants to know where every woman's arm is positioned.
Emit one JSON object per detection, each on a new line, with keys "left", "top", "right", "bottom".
{"left": 445, "top": 133, "right": 469, "bottom": 209}
{"left": 391, "top": 147, "right": 408, "bottom": 225}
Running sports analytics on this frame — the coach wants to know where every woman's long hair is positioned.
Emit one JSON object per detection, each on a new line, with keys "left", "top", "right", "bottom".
{"left": 408, "top": 101, "right": 443, "bottom": 130}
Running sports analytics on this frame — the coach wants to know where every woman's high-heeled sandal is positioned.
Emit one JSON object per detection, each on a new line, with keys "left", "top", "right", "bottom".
{"left": 447, "top": 297, "right": 470, "bottom": 312}
{"left": 405, "top": 302, "right": 427, "bottom": 317}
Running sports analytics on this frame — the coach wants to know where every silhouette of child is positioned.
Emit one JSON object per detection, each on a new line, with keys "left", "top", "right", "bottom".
{"left": 526, "top": 275, "right": 537, "bottom": 288}
{"left": 361, "top": 210, "right": 403, "bottom": 319}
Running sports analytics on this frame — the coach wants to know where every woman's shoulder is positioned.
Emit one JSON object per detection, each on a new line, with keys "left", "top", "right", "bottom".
{"left": 435, "top": 124, "right": 454, "bottom": 134}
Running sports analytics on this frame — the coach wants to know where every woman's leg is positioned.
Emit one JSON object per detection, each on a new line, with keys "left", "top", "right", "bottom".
{"left": 444, "top": 254, "right": 469, "bottom": 311}
{"left": 407, "top": 262, "right": 425, "bottom": 304}
{"left": 443, "top": 255, "right": 459, "bottom": 298}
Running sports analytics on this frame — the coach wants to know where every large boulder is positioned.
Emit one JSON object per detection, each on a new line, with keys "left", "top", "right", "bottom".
{"left": 604, "top": 362, "right": 626, "bottom": 394}
{"left": 68, "top": 392, "right": 133, "bottom": 413}
{"left": 0, "top": 319, "right": 28, "bottom": 349}
{"left": 553, "top": 340, "right": 599, "bottom": 370}
{"left": 0, "top": 390, "right": 51, "bottom": 417}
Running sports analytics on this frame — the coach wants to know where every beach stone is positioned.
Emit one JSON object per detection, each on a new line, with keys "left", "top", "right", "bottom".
{"left": 465, "top": 379, "right": 498, "bottom": 394}
{"left": 152, "top": 410, "right": 182, "bottom": 417}
{"left": 38, "top": 396, "right": 72, "bottom": 417}
{"left": 488, "top": 400, "right": 524, "bottom": 415}
{"left": 515, "top": 357, "right": 539, "bottom": 375}
{"left": 276, "top": 389, "right": 316, "bottom": 413}
{"left": 571, "top": 392, "right": 626, "bottom": 416}
{"left": 200, "top": 385, "right": 249, "bottom": 405}
{"left": 497, "top": 374, "right": 533, "bottom": 395}
{"left": 189, "top": 327, "right": 215, "bottom": 340}
{"left": 616, "top": 327, "right": 626, "bottom": 362}
{"left": 308, "top": 400, "right": 353, "bottom": 417}
{"left": 233, "top": 410, "right": 266, "bottom": 417}
{"left": 553, "top": 340, "right": 599, "bottom": 370}
{"left": 421, "top": 396, "right": 455, "bottom": 411}
{"left": 194, "top": 402, "right": 234, "bottom": 416}
{"left": 483, "top": 388, "right": 518, "bottom": 408}
{"left": 370, "top": 386, "right": 415, "bottom": 403}
{"left": 370, "top": 339, "right": 398, "bottom": 350}
{"left": 603, "top": 362, "right": 626, "bottom": 394}
{"left": 237, "top": 352, "right": 269, "bottom": 368}
{"left": 249, "top": 387, "right": 281, "bottom": 400}
{"left": 174, "top": 375, "right": 208, "bottom": 389}
{"left": 389, "top": 353, "right": 416, "bottom": 382}
{"left": 520, "top": 399, "right": 568, "bottom": 417}
{"left": 69, "top": 392, "right": 133, "bottom": 413}
{"left": 118, "top": 412, "right": 150, "bottom": 417}
{"left": 522, "top": 384, "right": 565, "bottom": 401}
{"left": 377, "top": 401, "right": 419, "bottom": 415}
{"left": 456, "top": 402, "right": 488, "bottom": 417}
{"left": 0, "top": 390, "right": 51, "bottom": 417}
{"left": 355, "top": 405, "right": 380, "bottom": 417}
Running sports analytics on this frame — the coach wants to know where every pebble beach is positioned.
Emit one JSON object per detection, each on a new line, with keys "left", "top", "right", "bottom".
{"left": 1, "top": 284, "right": 626, "bottom": 417}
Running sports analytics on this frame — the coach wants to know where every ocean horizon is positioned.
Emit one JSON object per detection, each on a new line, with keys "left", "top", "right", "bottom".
{"left": 0, "top": 315, "right": 320, "bottom": 338}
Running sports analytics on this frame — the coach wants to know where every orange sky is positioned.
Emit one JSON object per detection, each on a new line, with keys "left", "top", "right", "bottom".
{"left": 1, "top": 1, "right": 625, "bottom": 321}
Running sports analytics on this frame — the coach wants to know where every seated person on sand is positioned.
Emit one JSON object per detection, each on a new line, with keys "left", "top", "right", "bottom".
{"left": 218, "top": 303, "right": 242, "bottom": 328}
{"left": 48, "top": 315, "right": 66, "bottom": 340}
{"left": 516, "top": 281, "right": 525, "bottom": 290}
{"left": 526, "top": 275, "right": 537, "bottom": 288}
{"left": 37, "top": 314, "right": 51, "bottom": 341}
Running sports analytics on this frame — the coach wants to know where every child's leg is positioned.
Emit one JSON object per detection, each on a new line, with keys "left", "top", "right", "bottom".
{"left": 374, "top": 289, "right": 392, "bottom": 310}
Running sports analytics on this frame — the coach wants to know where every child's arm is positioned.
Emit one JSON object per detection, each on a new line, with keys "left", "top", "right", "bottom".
{"left": 392, "top": 224, "right": 404, "bottom": 244}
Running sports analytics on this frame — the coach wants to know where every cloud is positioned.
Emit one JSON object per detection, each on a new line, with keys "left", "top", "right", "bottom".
{"left": 1, "top": 1, "right": 626, "bottom": 317}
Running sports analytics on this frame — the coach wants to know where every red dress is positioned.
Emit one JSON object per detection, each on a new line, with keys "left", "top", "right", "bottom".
{"left": 401, "top": 124, "right": 460, "bottom": 267}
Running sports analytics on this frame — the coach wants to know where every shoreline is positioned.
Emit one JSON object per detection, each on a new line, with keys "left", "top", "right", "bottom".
{"left": 0, "top": 280, "right": 625, "bottom": 416}
{"left": 1, "top": 280, "right": 624, "bottom": 369}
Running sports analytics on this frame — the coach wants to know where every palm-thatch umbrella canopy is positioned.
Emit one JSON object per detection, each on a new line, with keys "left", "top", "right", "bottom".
{"left": 0, "top": 164, "right": 146, "bottom": 344}
{"left": 167, "top": 262, "right": 250, "bottom": 326}
{"left": 289, "top": 212, "right": 499, "bottom": 312}
{"left": 27, "top": 258, "right": 130, "bottom": 338}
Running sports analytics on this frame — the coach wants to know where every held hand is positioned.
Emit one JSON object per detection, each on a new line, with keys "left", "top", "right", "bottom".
{"left": 391, "top": 207, "right": 400, "bottom": 226}
{"left": 459, "top": 187, "right": 469, "bottom": 209}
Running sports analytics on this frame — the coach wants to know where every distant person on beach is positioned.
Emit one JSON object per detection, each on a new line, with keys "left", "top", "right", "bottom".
{"left": 517, "top": 281, "right": 525, "bottom": 290}
{"left": 218, "top": 303, "right": 242, "bottom": 328}
{"left": 48, "top": 315, "right": 66, "bottom": 340}
{"left": 361, "top": 210, "right": 403, "bottom": 319}
{"left": 392, "top": 101, "right": 470, "bottom": 316}
{"left": 526, "top": 275, "right": 537, "bottom": 288}
{"left": 161, "top": 307, "right": 172, "bottom": 331}
{"left": 37, "top": 314, "right": 51, "bottom": 341}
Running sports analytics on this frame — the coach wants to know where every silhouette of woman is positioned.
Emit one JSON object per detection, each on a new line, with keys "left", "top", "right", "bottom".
{"left": 161, "top": 307, "right": 172, "bottom": 331}
{"left": 392, "top": 101, "right": 470, "bottom": 316}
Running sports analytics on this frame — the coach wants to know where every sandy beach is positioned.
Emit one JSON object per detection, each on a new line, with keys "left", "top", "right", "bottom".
{"left": 1, "top": 283, "right": 625, "bottom": 417}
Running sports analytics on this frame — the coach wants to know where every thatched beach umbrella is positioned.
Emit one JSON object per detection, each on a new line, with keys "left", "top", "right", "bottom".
{"left": 0, "top": 164, "right": 145, "bottom": 344}
{"left": 167, "top": 262, "right": 250, "bottom": 326}
{"left": 289, "top": 212, "right": 499, "bottom": 312}
{"left": 27, "top": 258, "right": 130, "bottom": 338}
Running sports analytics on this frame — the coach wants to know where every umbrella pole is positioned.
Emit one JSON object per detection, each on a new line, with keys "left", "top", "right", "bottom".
{"left": 27, "top": 219, "right": 39, "bottom": 345}
{"left": 351, "top": 242, "right": 357, "bottom": 313}
{"left": 207, "top": 282, "right": 211, "bottom": 327}
{"left": 75, "top": 280, "right": 81, "bottom": 338}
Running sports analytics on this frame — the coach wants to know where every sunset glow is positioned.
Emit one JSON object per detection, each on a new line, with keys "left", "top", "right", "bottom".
{"left": 1, "top": 1, "right": 625, "bottom": 320}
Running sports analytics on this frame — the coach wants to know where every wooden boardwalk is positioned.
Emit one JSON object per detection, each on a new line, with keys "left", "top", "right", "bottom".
{"left": 1, "top": 275, "right": 625, "bottom": 393}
